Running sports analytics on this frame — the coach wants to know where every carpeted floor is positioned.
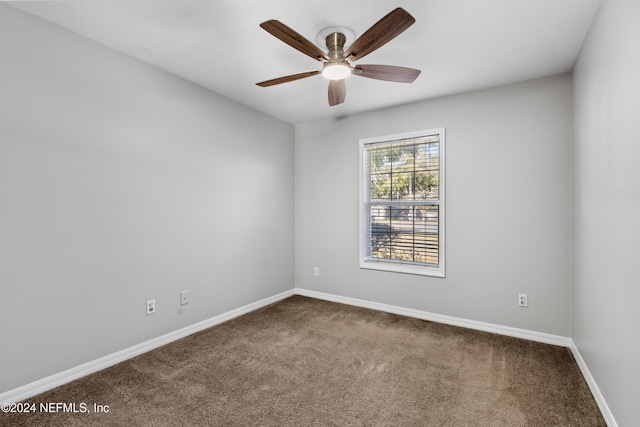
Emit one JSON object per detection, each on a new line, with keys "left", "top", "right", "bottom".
{"left": 2, "top": 296, "right": 605, "bottom": 426}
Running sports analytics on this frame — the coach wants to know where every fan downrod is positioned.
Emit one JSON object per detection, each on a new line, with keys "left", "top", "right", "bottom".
{"left": 325, "top": 32, "right": 346, "bottom": 62}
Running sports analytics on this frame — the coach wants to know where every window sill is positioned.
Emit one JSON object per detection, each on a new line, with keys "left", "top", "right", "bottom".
{"left": 360, "top": 260, "right": 445, "bottom": 277}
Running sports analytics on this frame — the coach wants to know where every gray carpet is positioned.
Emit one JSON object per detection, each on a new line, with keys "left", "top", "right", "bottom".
{"left": 2, "top": 296, "right": 605, "bottom": 426}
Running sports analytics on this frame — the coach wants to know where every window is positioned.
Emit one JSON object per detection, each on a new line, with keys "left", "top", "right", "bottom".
{"left": 359, "top": 128, "right": 445, "bottom": 277}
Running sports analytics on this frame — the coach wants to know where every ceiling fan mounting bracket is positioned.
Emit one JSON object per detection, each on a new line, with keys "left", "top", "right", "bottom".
{"left": 316, "top": 26, "right": 355, "bottom": 51}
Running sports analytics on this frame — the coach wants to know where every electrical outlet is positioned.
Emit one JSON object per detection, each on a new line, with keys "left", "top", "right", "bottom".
{"left": 180, "top": 291, "right": 189, "bottom": 306}
{"left": 313, "top": 267, "right": 320, "bottom": 277}
{"left": 146, "top": 299, "right": 156, "bottom": 315}
{"left": 518, "top": 294, "right": 528, "bottom": 307}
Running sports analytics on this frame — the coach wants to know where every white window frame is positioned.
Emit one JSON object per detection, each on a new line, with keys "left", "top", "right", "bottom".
{"left": 359, "top": 128, "right": 445, "bottom": 277}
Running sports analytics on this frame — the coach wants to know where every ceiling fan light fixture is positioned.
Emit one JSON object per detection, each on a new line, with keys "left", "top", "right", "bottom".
{"left": 256, "top": 8, "right": 419, "bottom": 106}
{"left": 322, "top": 63, "right": 351, "bottom": 80}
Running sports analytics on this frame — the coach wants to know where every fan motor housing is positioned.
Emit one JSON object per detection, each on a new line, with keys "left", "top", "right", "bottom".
{"left": 325, "top": 32, "right": 346, "bottom": 62}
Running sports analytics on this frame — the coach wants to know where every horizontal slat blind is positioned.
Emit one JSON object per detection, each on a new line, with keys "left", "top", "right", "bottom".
{"left": 363, "top": 134, "right": 441, "bottom": 267}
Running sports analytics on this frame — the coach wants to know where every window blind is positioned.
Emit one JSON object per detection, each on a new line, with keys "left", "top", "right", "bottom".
{"left": 363, "top": 134, "right": 441, "bottom": 267}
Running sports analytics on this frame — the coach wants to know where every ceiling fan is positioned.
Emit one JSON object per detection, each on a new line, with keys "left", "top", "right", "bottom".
{"left": 256, "top": 8, "right": 421, "bottom": 106}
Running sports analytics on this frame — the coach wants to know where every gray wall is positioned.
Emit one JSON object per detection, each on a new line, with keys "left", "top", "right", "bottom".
{"left": 295, "top": 74, "right": 572, "bottom": 336}
{"left": 572, "top": 0, "right": 640, "bottom": 425}
{"left": 0, "top": 5, "right": 294, "bottom": 393}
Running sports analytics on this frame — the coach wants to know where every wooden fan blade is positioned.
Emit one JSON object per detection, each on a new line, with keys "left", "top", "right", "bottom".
{"left": 256, "top": 70, "right": 320, "bottom": 87}
{"left": 328, "top": 79, "right": 346, "bottom": 106}
{"left": 353, "top": 65, "right": 421, "bottom": 83}
{"left": 260, "top": 20, "right": 329, "bottom": 62}
{"left": 344, "top": 8, "right": 415, "bottom": 62}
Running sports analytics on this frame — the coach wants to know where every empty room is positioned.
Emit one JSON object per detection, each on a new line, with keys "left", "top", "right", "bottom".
{"left": 0, "top": 1, "right": 637, "bottom": 426}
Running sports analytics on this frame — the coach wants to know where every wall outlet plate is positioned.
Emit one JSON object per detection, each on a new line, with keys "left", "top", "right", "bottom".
{"left": 518, "top": 294, "right": 528, "bottom": 307}
{"left": 180, "top": 291, "right": 189, "bottom": 306}
{"left": 146, "top": 299, "right": 156, "bottom": 315}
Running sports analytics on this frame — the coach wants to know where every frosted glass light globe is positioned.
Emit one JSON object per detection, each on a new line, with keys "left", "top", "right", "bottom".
{"left": 322, "top": 63, "right": 351, "bottom": 80}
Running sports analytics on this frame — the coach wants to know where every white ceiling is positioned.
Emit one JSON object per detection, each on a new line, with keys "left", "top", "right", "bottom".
{"left": 9, "top": 0, "right": 601, "bottom": 125}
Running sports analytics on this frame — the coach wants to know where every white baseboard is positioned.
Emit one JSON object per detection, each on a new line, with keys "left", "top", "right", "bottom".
{"left": 295, "top": 288, "right": 618, "bottom": 426}
{"left": 569, "top": 343, "right": 618, "bottom": 427}
{"left": 1, "top": 287, "right": 616, "bottom": 427}
{"left": 0, "top": 289, "right": 294, "bottom": 404}
{"left": 295, "top": 288, "right": 572, "bottom": 347}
